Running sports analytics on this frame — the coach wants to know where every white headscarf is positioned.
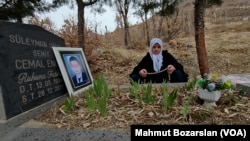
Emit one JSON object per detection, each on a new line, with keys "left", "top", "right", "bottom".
{"left": 149, "top": 38, "right": 163, "bottom": 72}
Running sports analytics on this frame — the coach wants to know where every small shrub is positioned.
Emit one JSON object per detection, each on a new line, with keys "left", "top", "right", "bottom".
{"left": 141, "top": 82, "right": 156, "bottom": 105}
{"left": 85, "top": 87, "right": 96, "bottom": 111}
{"left": 129, "top": 79, "right": 143, "bottom": 107}
{"left": 84, "top": 73, "right": 111, "bottom": 116}
{"left": 130, "top": 81, "right": 157, "bottom": 107}
{"left": 181, "top": 95, "right": 193, "bottom": 120}
{"left": 162, "top": 82, "right": 178, "bottom": 111}
{"left": 63, "top": 94, "right": 76, "bottom": 114}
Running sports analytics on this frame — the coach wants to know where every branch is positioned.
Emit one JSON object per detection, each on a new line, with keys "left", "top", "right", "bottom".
{"left": 0, "top": 0, "right": 13, "bottom": 9}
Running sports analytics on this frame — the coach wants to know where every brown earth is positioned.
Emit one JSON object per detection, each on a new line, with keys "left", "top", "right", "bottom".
{"left": 34, "top": 22, "right": 250, "bottom": 131}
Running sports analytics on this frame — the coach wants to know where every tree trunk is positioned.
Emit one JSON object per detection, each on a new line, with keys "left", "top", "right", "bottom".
{"left": 76, "top": 0, "right": 85, "bottom": 51}
{"left": 157, "top": 16, "right": 164, "bottom": 37}
{"left": 144, "top": 13, "right": 150, "bottom": 46}
{"left": 123, "top": 16, "right": 129, "bottom": 47}
{"left": 194, "top": 0, "right": 209, "bottom": 78}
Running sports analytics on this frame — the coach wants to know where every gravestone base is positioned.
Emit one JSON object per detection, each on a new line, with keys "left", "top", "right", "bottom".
{"left": 0, "top": 94, "right": 67, "bottom": 137}
{"left": 236, "top": 83, "right": 250, "bottom": 97}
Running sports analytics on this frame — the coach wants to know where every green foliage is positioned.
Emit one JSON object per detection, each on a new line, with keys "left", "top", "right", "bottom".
{"left": 157, "top": 0, "right": 178, "bottom": 16}
{"left": 84, "top": 73, "right": 111, "bottom": 116}
{"left": 0, "top": 0, "right": 54, "bottom": 22}
{"left": 219, "top": 80, "right": 235, "bottom": 90}
{"left": 196, "top": 73, "right": 234, "bottom": 92}
{"left": 184, "top": 79, "right": 197, "bottom": 91}
{"left": 85, "top": 87, "right": 96, "bottom": 111}
{"left": 93, "top": 73, "right": 111, "bottom": 98}
{"left": 129, "top": 79, "right": 140, "bottom": 98}
{"left": 64, "top": 94, "right": 76, "bottom": 114}
{"left": 161, "top": 81, "right": 168, "bottom": 105}
{"left": 141, "top": 82, "right": 156, "bottom": 105}
{"left": 129, "top": 80, "right": 157, "bottom": 107}
{"left": 96, "top": 97, "right": 108, "bottom": 116}
{"left": 133, "top": 0, "right": 178, "bottom": 17}
{"left": 162, "top": 88, "right": 178, "bottom": 111}
{"left": 129, "top": 79, "right": 143, "bottom": 107}
{"left": 181, "top": 95, "right": 193, "bottom": 119}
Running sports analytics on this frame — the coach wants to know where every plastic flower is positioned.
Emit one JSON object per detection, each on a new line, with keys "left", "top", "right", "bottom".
{"left": 196, "top": 73, "right": 234, "bottom": 92}
{"left": 207, "top": 83, "right": 216, "bottom": 91}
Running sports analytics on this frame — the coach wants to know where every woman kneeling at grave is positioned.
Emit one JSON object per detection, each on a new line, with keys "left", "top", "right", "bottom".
{"left": 129, "top": 38, "right": 189, "bottom": 84}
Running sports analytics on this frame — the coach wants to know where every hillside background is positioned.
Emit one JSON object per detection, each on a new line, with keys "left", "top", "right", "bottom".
{"left": 33, "top": 0, "right": 250, "bottom": 130}
{"left": 28, "top": 0, "right": 250, "bottom": 85}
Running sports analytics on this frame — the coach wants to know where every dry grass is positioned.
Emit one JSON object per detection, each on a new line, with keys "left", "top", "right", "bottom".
{"left": 87, "top": 22, "right": 250, "bottom": 85}
{"left": 34, "top": 22, "right": 250, "bottom": 130}
{"left": 35, "top": 87, "right": 250, "bottom": 131}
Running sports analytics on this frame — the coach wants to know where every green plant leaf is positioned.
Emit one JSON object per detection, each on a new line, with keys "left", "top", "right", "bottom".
{"left": 166, "top": 88, "right": 178, "bottom": 107}
{"left": 84, "top": 73, "right": 111, "bottom": 115}
{"left": 181, "top": 95, "right": 192, "bottom": 119}
{"left": 63, "top": 95, "right": 75, "bottom": 114}
{"left": 85, "top": 87, "right": 96, "bottom": 111}
{"left": 162, "top": 88, "right": 178, "bottom": 110}
{"left": 185, "top": 79, "right": 196, "bottom": 91}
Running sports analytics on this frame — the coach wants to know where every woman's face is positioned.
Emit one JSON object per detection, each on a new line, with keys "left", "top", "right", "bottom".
{"left": 70, "top": 60, "right": 82, "bottom": 75}
{"left": 152, "top": 43, "right": 161, "bottom": 55}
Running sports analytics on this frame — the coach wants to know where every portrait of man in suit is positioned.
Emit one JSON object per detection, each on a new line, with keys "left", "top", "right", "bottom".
{"left": 53, "top": 47, "right": 93, "bottom": 95}
{"left": 68, "top": 56, "right": 88, "bottom": 88}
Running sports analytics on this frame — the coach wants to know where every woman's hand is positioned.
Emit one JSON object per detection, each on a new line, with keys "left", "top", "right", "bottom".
{"left": 139, "top": 69, "right": 147, "bottom": 77}
{"left": 167, "top": 65, "right": 176, "bottom": 75}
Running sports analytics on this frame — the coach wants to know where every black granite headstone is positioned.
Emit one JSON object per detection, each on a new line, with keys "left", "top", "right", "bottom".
{"left": 0, "top": 21, "right": 67, "bottom": 119}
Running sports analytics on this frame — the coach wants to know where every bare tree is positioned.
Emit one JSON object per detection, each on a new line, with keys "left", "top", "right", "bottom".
{"left": 115, "top": 13, "right": 123, "bottom": 29}
{"left": 133, "top": 0, "right": 155, "bottom": 45}
{"left": 75, "top": 0, "right": 98, "bottom": 52}
{"left": 164, "top": 10, "right": 182, "bottom": 41}
{"left": 27, "top": 16, "right": 58, "bottom": 35}
{"left": 133, "top": 0, "right": 178, "bottom": 45}
{"left": 59, "top": 18, "right": 78, "bottom": 47}
{"left": 52, "top": 0, "right": 99, "bottom": 51}
{"left": 194, "top": 0, "right": 223, "bottom": 77}
{"left": 115, "top": 0, "right": 132, "bottom": 47}
{"left": 133, "top": 9, "right": 146, "bottom": 39}
{"left": 194, "top": 0, "right": 209, "bottom": 77}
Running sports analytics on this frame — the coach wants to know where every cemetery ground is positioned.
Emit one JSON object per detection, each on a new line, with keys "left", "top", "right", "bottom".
{"left": 34, "top": 22, "right": 250, "bottom": 132}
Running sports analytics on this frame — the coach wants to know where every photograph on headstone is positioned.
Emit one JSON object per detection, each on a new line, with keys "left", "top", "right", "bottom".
{"left": 0, "top": 21, "right": 68, "bottom": 120}
{"left": 64, "top": 54, "right": 91, "bottom": 89}
{"left": 52, "top": 47, "right": 93, "bottom": 96}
